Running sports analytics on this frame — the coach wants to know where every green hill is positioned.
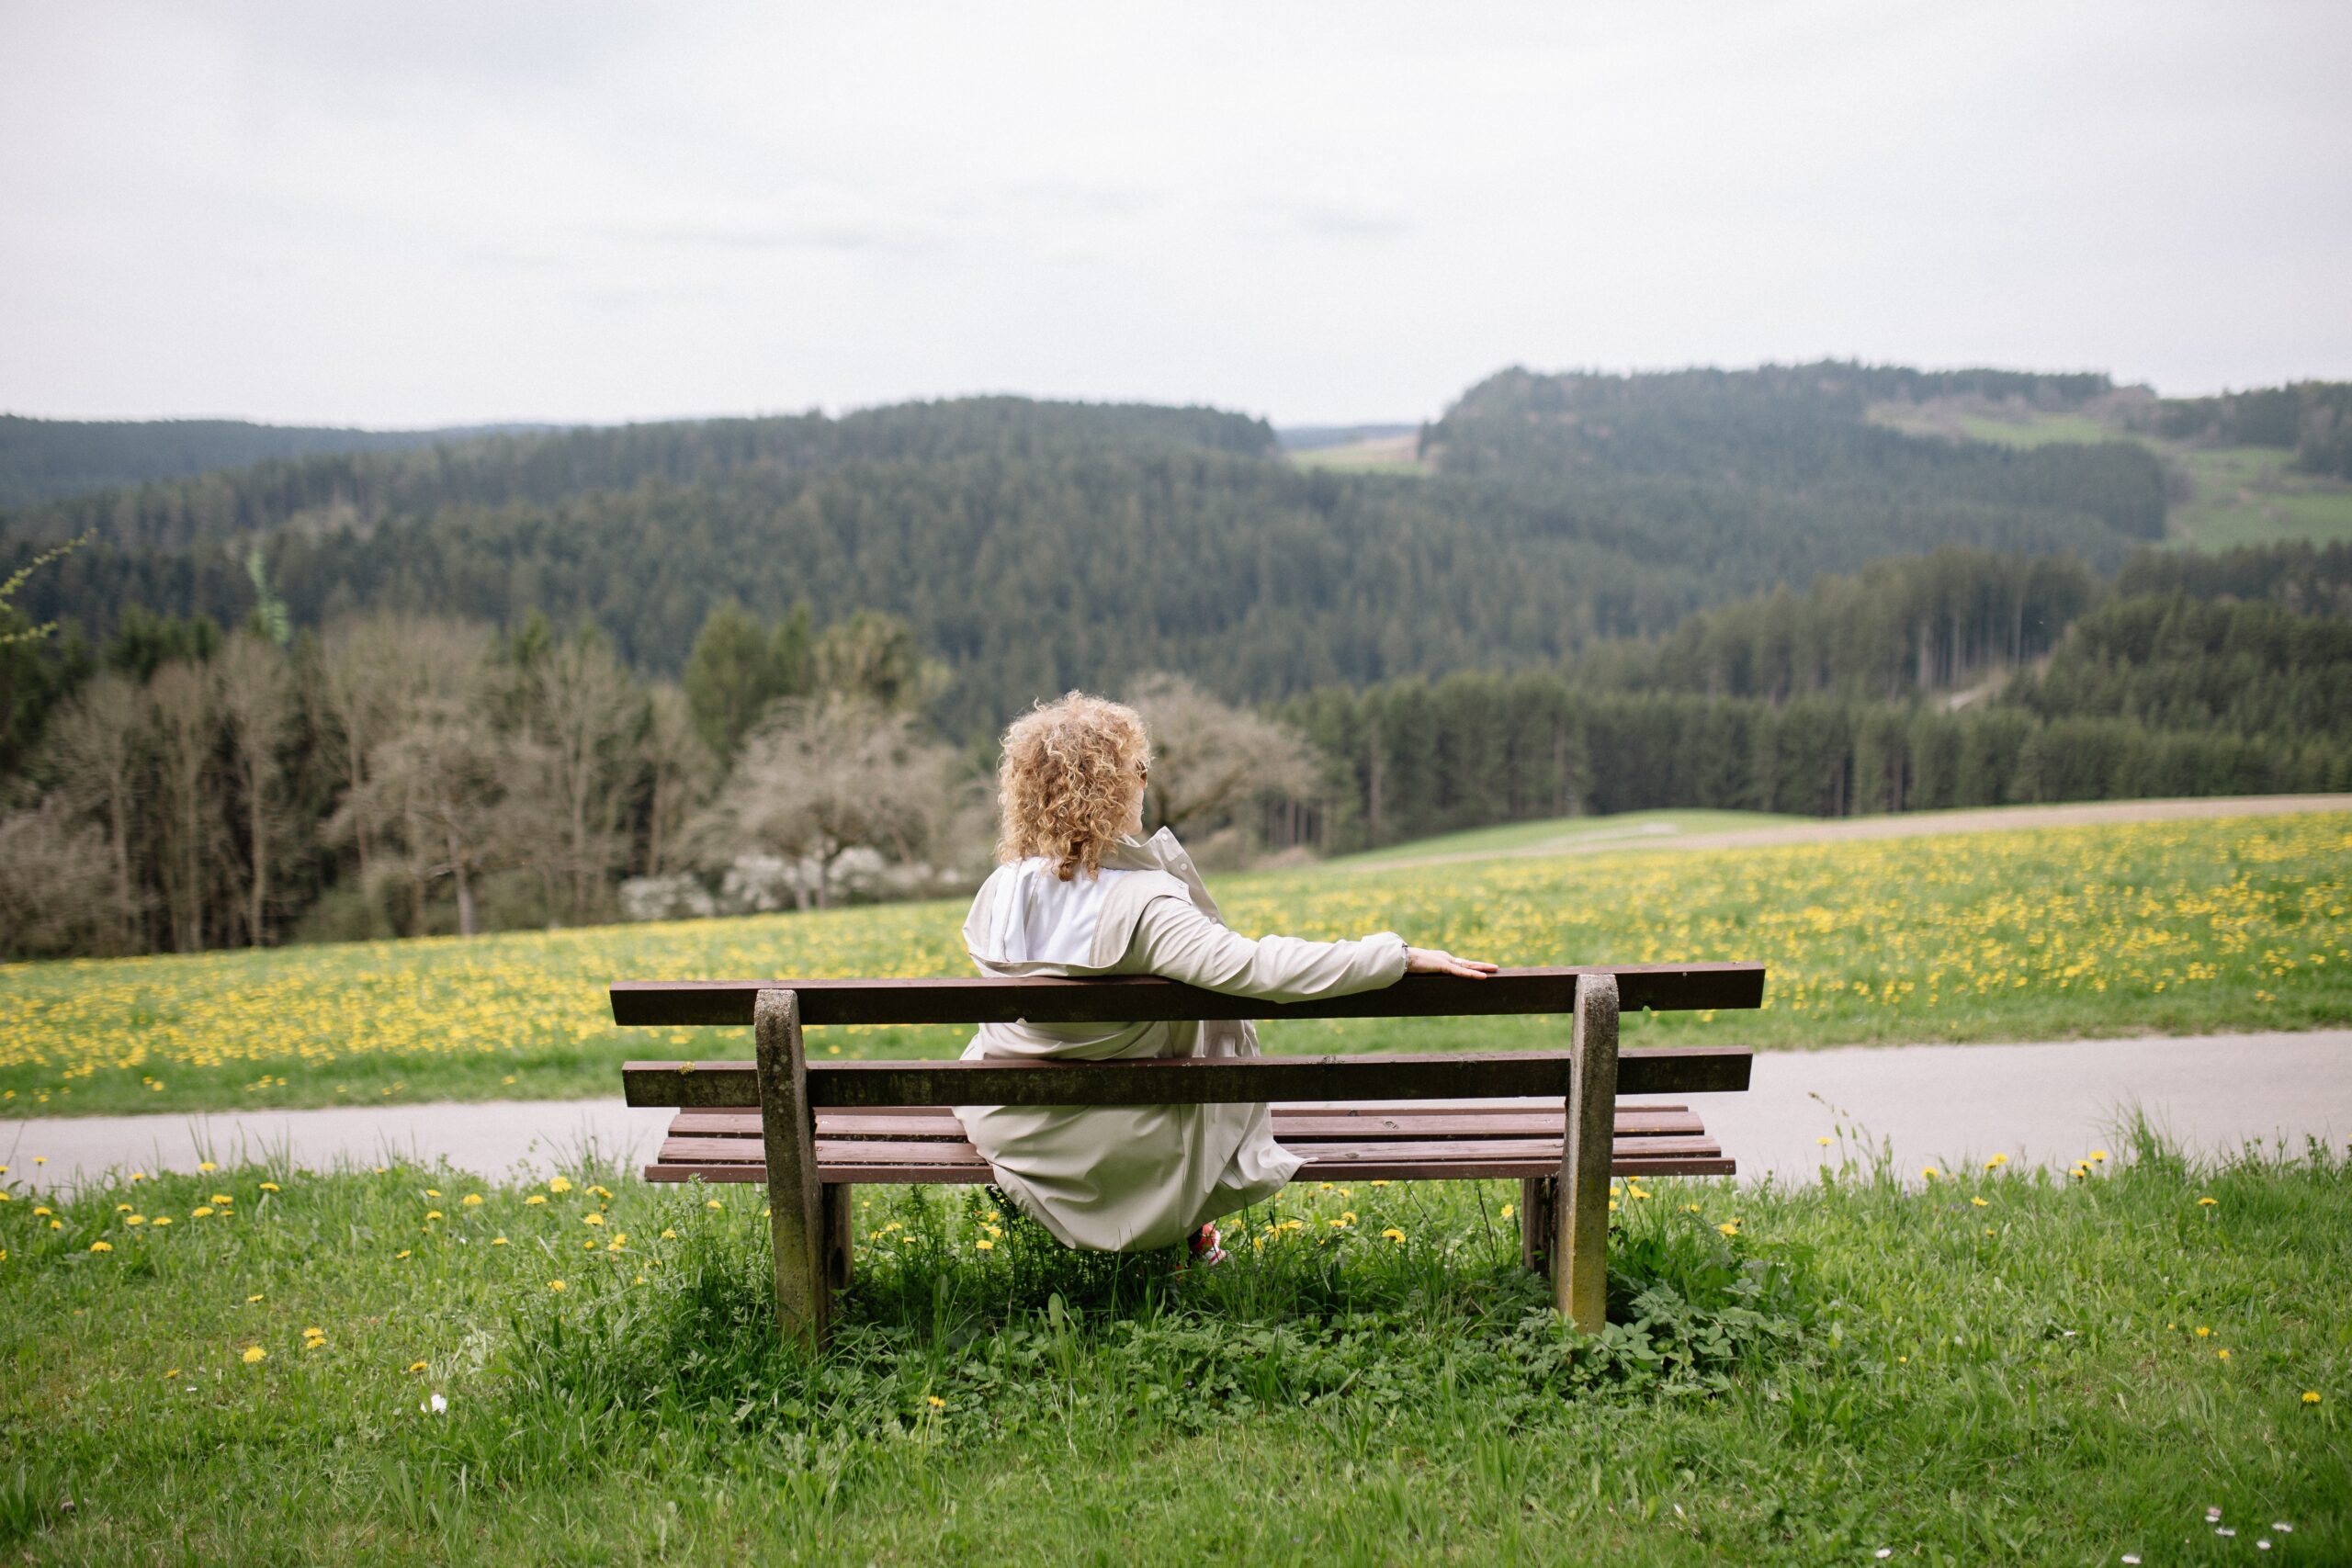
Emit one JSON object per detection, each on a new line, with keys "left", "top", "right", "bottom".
{"left": 4, "top": 367, "right": 2183, "bottom": 739}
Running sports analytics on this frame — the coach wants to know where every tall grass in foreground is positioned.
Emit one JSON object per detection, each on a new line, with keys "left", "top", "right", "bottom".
{"left": 1, "top": 1127, "right": 2344, "bottom": 1563}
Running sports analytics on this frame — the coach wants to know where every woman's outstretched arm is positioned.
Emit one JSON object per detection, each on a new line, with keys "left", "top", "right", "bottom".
{"left": 1126, "top": 897, "right": 1495, "bottom": 1005}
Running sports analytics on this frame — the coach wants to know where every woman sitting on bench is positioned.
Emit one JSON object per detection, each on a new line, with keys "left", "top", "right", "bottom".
{"left": 956, "top": 690, "right": 1496, "bottom": 1265}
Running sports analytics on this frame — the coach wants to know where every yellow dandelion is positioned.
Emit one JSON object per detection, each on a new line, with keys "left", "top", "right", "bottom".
{"left": 151, "top": 1216, "right": 172, "bottom": 1227}
{"left": 582, "top": 1213, "right": 605, "bottom": 1227}
{"left": 192, "top": 1206, "right": 214, "bottom": 1218}
{"left": 461, "top": 1194, "right": 483, "bottom": 1207}
{"left": 2218, "top": 1349, "right": 2231, "bottom": 1360}
{"left": 407, "top": 1360, "right": 429, "bottom": 1373}
{"left": 89, "top": 1241, "right": 112, "bottom": 1252}
{"left": 925, "top": 1395, "right": 945, "bottom": 1409}
{"left": 525, "top": 1195, "right": 548, "bottom": 1206}
{"left": 491, "top": 1236, "right": 508, "bottom": 1246}
{"left": 210, "top": 1195, "right": 232, "bottom": 1205}
{"left": 2197, "top": 1326, "right": 2211, "bottom": 1337}
{"left": 31, "top": 1206, "right": 49, "bottom": 1217}
{"left": 1920, "top": 1166, "right": 1940, "bottom": 1180}
{"left": 125, "top": 1214, "right": 146, "bottom": 1226}
{"left": 706, "top": 1200, "right": 722, "bottom": 1211}
{"left": 395, "top": 1249, "right": 411, "bottom": 1259}
{"left": 247, "top": 1292, "right": 264, "bottom": 1303}
{"left": 548, "top": 1178, "right": 572, "bottom": 1194}
{"left": 1970, "top": 1197, "right": 1989, "bottom": 1208}
{"left": 1499, "top": 1203, "right": 1515, "bottom": 1220}
{"left": 1984, "top": 1154, "right": 2008, "bottom": 1169}
{"left": 1717, "top": 1221, "right": 1740, "bottom": 1237}
{"left": 116, "top": 1203, "right": 131, "bottom": 1212}
{"left": 633, "top": 1275, "right": 647, "bottom": 1285}
{"left": 424, "top": 1211, "right": 443, "bottom": 1221}
{"left": 660, "top": 1228, "right": 678, "bottom": 1239}
{"left": 975, "top": 1239, "right": 994, "bottom": 1251}
{"left": 2091, "top": 1150, "right": 2109, "bottom": 1162}
{"left": 548, "top": 1280, "right": 566, "bottom": 1292}
{"left": 1381, "top": 1227, "right": 1406, "bottom": 1243}
{"left": 1816, "top": 1136, "right": 1833, "bottom": 1146}
{"left": 2305, "top": 1392, "right": 2324, "bottom": 1404}
{"left": 2198, "top": 1196, "right": 2219, "bottom": 1207}
{"left": 163, "top": 1368, "right": 180, "bottom": 1379}
{"left": 242, "top": 1346, "right": 266, "bottom": 1364}
{"left": 198, "top": 1161, "right": 217, "bottom": 1173}
{"left": 258, "top": 1182, "right": 280, "bottom": 1192}
{"left": 425, "top": 1189, "right": 441, "bottom": 1199}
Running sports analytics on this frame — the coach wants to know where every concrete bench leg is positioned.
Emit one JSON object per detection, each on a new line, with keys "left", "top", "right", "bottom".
{"left": 754, "top": 988, "right": 831, "bottom": 1346}
{"left": 1553, "top": 972, "right": 1620, "bottom": 1332}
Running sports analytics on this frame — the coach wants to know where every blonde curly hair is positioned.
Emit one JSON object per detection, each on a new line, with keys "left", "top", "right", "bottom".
{"left": 996, "top": 691, "right": 1150, "bottom": 881}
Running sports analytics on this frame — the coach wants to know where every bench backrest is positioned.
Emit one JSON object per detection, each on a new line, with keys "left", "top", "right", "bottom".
{"left": 613, "top": 963, "right": 1762, "bottom": 1109}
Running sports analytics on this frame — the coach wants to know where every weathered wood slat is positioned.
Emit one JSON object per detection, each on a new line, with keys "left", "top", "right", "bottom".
{"left": 623, "top": 1045, "right": 1752, "bottom": 1110}
{"left": 609, "top": 963, "right": 1765, "bottom": 1027}
{"left": 644, "top": 1145, "right": 1735, "bottom": 1184}
{"left": 655, "top": 1133, "right": 1725, "bottom": 1169}
{"left": 680, "top": 1106, "right": 1706, "bottom": 1141}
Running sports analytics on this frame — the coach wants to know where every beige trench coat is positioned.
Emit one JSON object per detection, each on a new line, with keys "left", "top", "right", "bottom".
{"left": 954, "top": 827, "right": 1408, "bottom": 1251}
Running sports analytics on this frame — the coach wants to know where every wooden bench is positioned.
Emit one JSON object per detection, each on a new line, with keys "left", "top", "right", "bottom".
{"left": 612, "top": 963, "right": 1762, "bottom": 1344}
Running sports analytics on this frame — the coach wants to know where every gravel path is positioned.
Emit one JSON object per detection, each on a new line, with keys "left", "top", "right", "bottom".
{"left": 6, "top": 1032, "right": 2345, "bottom": 1194}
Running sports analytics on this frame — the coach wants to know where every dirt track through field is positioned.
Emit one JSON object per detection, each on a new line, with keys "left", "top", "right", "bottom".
{"left": 1360, "top": 794, "right": 2352, "bottom": 871}
{"left": 9, "top": 1031, "right": 2346, "bottom": 1195}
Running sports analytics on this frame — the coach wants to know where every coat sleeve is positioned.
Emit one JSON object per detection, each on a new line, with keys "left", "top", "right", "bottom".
{"left": 1123, "top": 894, "right": 1409, "bottom": 1002}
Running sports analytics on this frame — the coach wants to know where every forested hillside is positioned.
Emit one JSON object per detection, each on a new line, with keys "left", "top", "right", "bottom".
{"left": 0, "top": 415, "right": 534, "bottom": 510}
{"left": 4, "top": 367, "right": 2178, "bottom": 745}
{"left": 1278, "top": 543, "right": 2352, "bottom": 851}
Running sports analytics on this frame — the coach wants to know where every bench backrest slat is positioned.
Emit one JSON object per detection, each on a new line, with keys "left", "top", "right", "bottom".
{"left": 622, "top": 1045, "right": 1754, "bottom": 1110}
{"left": 609, "top": 964, "right": 1764, "bottom": 1028}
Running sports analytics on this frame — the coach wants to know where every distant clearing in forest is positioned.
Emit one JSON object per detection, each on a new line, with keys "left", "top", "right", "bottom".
{"left": 1286, "top": 430, "right": 1428, "bottom": 475}
{"left": 1869, "top": 399, "right": 2352, "bottom": 551}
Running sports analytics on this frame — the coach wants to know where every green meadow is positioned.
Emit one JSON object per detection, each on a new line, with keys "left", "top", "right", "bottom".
{"left": 5, "top": 810, "right": 2348, "bottom": 1117}
{"left": 1, "top": 1130, "right": 2344, "bottom": 1563}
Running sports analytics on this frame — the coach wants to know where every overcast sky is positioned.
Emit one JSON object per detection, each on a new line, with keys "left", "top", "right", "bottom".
{"left": 3, "top": 2, "right": 2347, "bottom": 429}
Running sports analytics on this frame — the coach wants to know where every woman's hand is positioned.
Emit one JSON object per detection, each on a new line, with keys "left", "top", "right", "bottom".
{"left": 1404, "top": 946, "right": 1500, "bottom": 979}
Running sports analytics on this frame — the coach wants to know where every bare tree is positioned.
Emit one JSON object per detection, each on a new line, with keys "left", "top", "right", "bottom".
{"left": 215, "top": 632, "right": 294, "bottom": 945}
{"left": 316, "top": 613, "right": 489, "bottom": 885}
{"left": 0, "top": 801, "right": 120, "bottom": 959}
{"left": 514, "top": 627, "right": 637, "bottom": 921}
{"left": 640, "top": 682, "right": 714, "bottom": 877}
{"left": 690, "top": 695, "right": 955, "bottom": 909}
{"left": 323, "top": 618, "right": 502, "bottom": 935}
{"left": 144, "top": 660, "right": 218, "bottom": 952}
{"left": 41, "top": 671, "right": 145, "bottom": 946}
{"left": 1125, "top": 672, "right": 1321, "bottom": 841}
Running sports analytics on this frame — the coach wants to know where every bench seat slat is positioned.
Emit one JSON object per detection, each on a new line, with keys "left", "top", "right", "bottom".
{"left": 623, "top": 1046, "right": 1752, "bottom": 1110}
{"left": 653, "top": 1132, "right": 1726, "bottom": 1175}
{"left": 675, "top": 1107, "right": 1707, "bottom": 1141}
{"left": 644, "top": 1140, "right": 1735, "bottom": 1184}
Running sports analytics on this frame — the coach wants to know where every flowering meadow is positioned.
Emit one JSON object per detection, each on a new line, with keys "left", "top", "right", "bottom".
{"left": 0, "top": 1131, "right": 2344, "bottom": 1562}
{"left": 3, "top": 810, "right": 2347, "bottom": 1116}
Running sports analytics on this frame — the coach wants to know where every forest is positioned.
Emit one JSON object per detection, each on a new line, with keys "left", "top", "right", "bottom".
{"left": 3, "top": 365, "right": 2348, "bottom": 956}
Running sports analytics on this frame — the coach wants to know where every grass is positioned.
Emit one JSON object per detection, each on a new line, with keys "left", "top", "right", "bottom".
{"left": 2163, "top": 445, "right": 2352, "bottom": 553}
{"left": 1, "top": 1130, "right": 2344, "bottom": 1563}
{"left": 5, "top": 810, "right": 2348, "bottom": 1117}
{"left": 1327, "top": 808, "right": 1806, "bottom": 867}
{"left": 1287, "top": 434, "right": 1429, "bottom": 476}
